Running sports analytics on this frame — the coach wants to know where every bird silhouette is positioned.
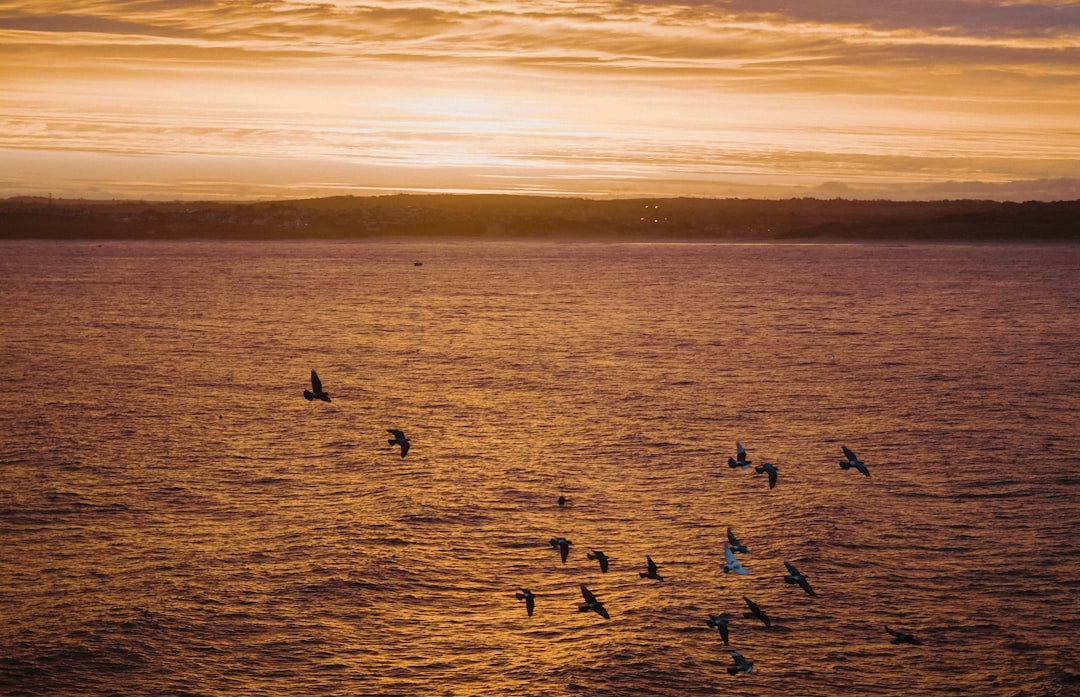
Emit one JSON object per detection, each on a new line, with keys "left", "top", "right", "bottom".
{"left": 722, "top": 544, "right": 750, "bottom": 575}
{"left": 727, "top": 650, "right": 754, "bottom": 675}
{"left": 639, "top": 555, "right": 664, "bottom": 581}
{"left": 303, "top": 370, "right": 331, "bottom": 402}
{"left": 755, "top": 462, "right": 778, "bottom": 489}
{"left": 549, "top": 537, "right": 572, "bottom": 563}
{"left": 515, "top": 588, "right": 535, "bottom": 617}
{"left": 728, "top": 442, "right": 752, "bottom": 469}
{"left": 587, "top": 550, "right": 610, "bottom": 573}
{"left": 840, "top": 445, "right": 870, "bottom": 476}
{"left": 727, "top": 528, "right": 749, "bottom": 554}
{"left": 578, "top": 583, "right": 609, "bottom": 619}
{"left": 885, "top": 626, "right": 923, "bottom": 645}
{"left": 742, "top": 596, "right": 771, "bottom": 627}
{"left": 783, "top": 560, "right": 817, "bottom": 596}
{"left": 706, "top": 613, "right": 731, "bottom": 644}
{"left": 387, "top": 429, "right": 410, "bottom": 457}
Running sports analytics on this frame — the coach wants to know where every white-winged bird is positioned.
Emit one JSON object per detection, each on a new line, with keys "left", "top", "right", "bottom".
{"left": 727, "top": 650, "right": 754, "bottom": 675}
{"left": 722, "top": 544, "right": 750, "bottom": 575}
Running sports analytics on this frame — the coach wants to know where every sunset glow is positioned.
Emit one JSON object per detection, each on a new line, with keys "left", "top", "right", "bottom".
{"left": 2, "top": 1, "right": 1079, "bottom": 200}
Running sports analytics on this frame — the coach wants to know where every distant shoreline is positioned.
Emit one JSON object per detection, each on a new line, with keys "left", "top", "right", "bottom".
{"left": 2, "top": 194, "right": 1078, "bottom": 241}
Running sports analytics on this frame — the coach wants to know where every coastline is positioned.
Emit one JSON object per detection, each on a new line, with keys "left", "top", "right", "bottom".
{"left": 2, "top": 194, "right": 1078, "bottom": 242}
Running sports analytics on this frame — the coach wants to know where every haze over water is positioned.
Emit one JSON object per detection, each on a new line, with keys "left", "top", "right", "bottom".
{"left": 1, "top": 240, "right": 1078, "bottom": 696}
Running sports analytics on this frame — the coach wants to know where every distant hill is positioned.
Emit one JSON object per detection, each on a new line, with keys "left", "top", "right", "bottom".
{"left": 2, "top": 194, "right": 1078, "bottom": 241}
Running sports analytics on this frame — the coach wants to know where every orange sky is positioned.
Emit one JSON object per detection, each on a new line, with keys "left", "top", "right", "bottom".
{"left": 2, "top": 1, "right": 1079, "bottom": 200}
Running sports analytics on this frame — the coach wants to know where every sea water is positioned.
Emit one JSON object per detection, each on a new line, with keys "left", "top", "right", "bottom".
{"left": 1, "top": 240, "right": 1078, "bottom": 696}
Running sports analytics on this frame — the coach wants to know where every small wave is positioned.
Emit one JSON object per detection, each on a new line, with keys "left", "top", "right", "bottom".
{"left": 298, "top": 578, "right": 385, "bottom": 595}
{"left": 952, "top": 489, "right": 1035, "bottom": 500}
{"left": 248, "top": 476, "right": 291, "bottom": 485}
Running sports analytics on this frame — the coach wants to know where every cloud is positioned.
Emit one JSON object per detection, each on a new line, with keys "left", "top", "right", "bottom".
{"left": 1, "top": 0, "right": 1077, "bottom": 199}
{"left": 5, "top": 1, "right": 1077, "bottom": 78}
{"left": 620, "top": 0, "right": 1080, "bottom": 37}
{"left": 0, "top": 13, "right": 175, "bottom": 35}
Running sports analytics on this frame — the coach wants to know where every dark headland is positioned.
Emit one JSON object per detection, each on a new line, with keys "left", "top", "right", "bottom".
{"left": 2, "top": 194, "right": 1078, "bottom": 241}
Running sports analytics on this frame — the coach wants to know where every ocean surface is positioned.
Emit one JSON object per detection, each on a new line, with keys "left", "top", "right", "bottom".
{"left": 1, "top": 239, "right": 1078, "bottom": 696}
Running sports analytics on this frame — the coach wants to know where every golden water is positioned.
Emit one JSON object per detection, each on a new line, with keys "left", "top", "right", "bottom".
{"left": 1, "top": 240, "right": 1078, "bottom": 696}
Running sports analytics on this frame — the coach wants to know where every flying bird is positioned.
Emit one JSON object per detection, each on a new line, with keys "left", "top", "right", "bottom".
{"left": 550, "top": 537, "right": 572, "bottom": 563}
{"left": 303, "top": 370, "right": 331, "bottom": 402}
{"left": 755, "top": 462, "right": 778, "bottom": 489}
{"left": 727, "top": 528, "right": 749, "bottom": 555}
{"left": 639, "top": 555, "right": 664, "bottom": 582}
{"left": 516, "top": 588, "right": 535, "bottom": 617}
{"left": 706, "top": 614, "right": 731, "bottom": 644}
{"left": 728, "top": 442, "right": 752, "bottom": 469}
{"left": 783, "top": 561, "right": 817, "bottom": 596}
{"left": 727, "top": 650, "right": 754, "bottom": 676}
{"left": 840, "top": 445, "right": 870, "bottom": 476}
{"left": 587, "top": 550, "right": 610, "bottom": 573}
{"left": 387, "top": 429, "right": 410, "bottom": 457}
{"left": 578, "top": 583, "right": 609, "bottom": 619}
{"left": 722, "top": 544, "right": 750, "bottom": 575}
{"left": 885, "top": 626, "right": 923, "bottom": 645}
{"left": 742, "top": 596, "right": 771, "bottom": 627}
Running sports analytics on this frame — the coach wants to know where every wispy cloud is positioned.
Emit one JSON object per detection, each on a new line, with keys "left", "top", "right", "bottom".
{"left": 1, "top": 0, "right": 1078, "bottom": 199}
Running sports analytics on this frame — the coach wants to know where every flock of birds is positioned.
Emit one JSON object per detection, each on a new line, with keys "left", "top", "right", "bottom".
{"left": 529, "top": 525, "right": 864, "bottom": 676}
{"left": 304, "top": 369, "right": 920, "bottom": 678}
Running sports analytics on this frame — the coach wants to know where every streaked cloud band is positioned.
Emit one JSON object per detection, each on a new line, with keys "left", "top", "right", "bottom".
{"left": 1, "top": 0, "right": 1077, "bottom": 199}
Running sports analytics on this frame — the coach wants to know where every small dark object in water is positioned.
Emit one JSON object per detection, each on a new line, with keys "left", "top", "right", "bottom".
{"left": 885, "top": 626, "right": 923, "bottom": 645}
{"left": 558, "top": 495, "right": 566, "bottom": 506}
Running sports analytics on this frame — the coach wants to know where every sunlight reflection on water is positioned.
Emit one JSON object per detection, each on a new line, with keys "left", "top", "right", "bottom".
{"left": 1, "top": 240, "right": 1078, "bottom": 696}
